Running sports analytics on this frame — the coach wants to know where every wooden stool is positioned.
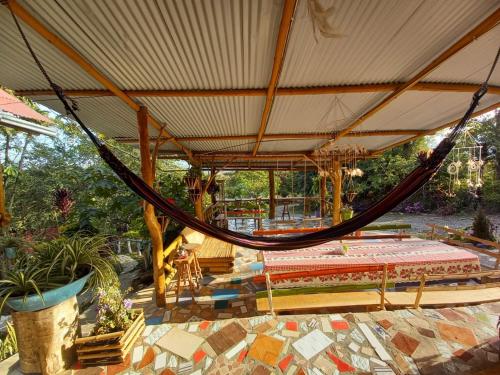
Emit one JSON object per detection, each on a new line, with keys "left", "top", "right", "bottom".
{"left": 184, "top": 243, "right": 203, "bottom": 287}
{"left": 174, "top": 253, "right": 197, "bottom": 304}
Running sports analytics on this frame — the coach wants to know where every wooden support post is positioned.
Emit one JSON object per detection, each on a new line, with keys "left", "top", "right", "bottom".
{"left": 332, "top": 160, "right": 342, "bottom": 225}
{"left": 414, "top": 274, "right": 427, "bottom": 309}
{"left": 265, "top": 272, "right": 275, "bottom": 317}
{"left": 194, "top": 197, "right": 204, "bottom": 222}
{"left": 380, "top": 263, "right": 388, "bottom": 310}
{"left": 320, "top": 174, "right": 327, "bottom": 217}
{"left": 138, "top": 106, "right": 166, "bottom": 307}
{"left": 268, "top": 170, "right": 276, "bottom": 219}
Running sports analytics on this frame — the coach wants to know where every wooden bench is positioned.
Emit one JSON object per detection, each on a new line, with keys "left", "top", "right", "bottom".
{"left": 256, "top": 268, "right": 500, "bottom": 314}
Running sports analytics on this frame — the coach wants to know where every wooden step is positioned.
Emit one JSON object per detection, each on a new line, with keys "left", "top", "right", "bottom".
{"left": 256, "top": 291, "right": 381, "bottom": 312}
{"left": 385, "top": 287, "right": 500, "bottom": 306}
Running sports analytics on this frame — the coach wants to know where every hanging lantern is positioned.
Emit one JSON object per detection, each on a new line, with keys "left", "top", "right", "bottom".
{"left": 184, "top": 174, "right": 201, "bottom": 203}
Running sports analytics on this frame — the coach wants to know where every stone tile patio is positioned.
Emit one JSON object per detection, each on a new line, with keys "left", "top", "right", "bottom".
{"left": 70, "top": 302, "right": 500, "bottom": 375}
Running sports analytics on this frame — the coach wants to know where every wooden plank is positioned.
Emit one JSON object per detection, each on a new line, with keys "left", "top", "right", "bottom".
{"left": 253, "top": 0, "right": 298, "bottom": 155}
{"left": 433, "top": 234, "right": 500, "bottom": 260}
{"left": 256, "top": 291, "right": 382, "bottom": 312}
{"left": 18, "top": 83, "right": 500, "bottom": 98}
{"left": 427, "top": 223, "right": 500, "bottom": 249}
{"left": 385, "top": 287, "right": 500, "bottom": 307}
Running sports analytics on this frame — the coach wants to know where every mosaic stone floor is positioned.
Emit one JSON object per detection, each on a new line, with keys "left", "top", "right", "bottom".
{"left": 71, "top": 302, "right": 500, "bottom": 375}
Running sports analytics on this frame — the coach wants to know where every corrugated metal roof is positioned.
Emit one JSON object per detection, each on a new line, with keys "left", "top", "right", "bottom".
{"left": 139, "top": 96, "right": 264, "bottom": 137}
{"left": 266, "top": 92, "right": 386, "bottom": 134}
{"left": 279, "top": 0, "right": 499, "bottom": 87}
{"left": 32, "top": 95, "right": 138, "bottom": 138}
{"left": 425, "top": 24, "right": 500, "bottom": 85}
{"left": 0, "top": 0, "right": 498, "bottom": 161}
{"left": 0, "top": 6, "right": 103, "bottom": 90}
{"left": 22, "top": 0, "right": 282, "bottom": 90}
{"left": 258, "top": 139, "right": 324, "bottom": 153}
{"left": 359, "top": 91, "right": 500, "bottom": 132}
{"left": 332, "top": 135, "right": 411, "bottom": 152}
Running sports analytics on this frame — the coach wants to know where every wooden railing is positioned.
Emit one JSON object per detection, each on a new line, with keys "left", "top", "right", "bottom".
{"left": 427, "top": 223, "right": 500, "bottom": 269}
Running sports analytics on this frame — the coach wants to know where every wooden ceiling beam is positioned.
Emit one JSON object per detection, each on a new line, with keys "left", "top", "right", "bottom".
{"left": 252, "top": 0, "right": 297, "bottom": 156}
{"left": 318, "top": 8, "right": 500, "bottom": 151}
{"left": 17, "top": 83, "right": 500, "bottom": 98}
{"left": 6, "top": 0, "right": 195, "bottom": 163}
{"left": 115, "top": 130, "right": 420, "bottom": 144}
{"left": 371, "top": 101, "right": 500, "bottom": 156}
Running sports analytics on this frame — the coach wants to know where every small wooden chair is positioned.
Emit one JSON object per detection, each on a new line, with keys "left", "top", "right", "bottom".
{"left": 281, "top": 200, "right": 291, "bottom": 220}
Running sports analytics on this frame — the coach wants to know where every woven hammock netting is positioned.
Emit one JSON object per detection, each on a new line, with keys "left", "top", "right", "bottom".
{"left": 11, "top": 9, "right": 500, "bottom": 251}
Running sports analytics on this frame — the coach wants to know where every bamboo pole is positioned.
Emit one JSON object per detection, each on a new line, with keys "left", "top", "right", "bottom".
{"left": 137, "top": 106, "right": 166, "bottom": 307}
{"left": 332, "top": 160, "right": 342, "bottom": 225}
{"left": 320, "top": 175, "right": 327, "bottom": 217}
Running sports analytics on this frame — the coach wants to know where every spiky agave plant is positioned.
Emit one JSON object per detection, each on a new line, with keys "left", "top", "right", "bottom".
{"left": 44, "top": 235, "right": 119, "bottom": 291}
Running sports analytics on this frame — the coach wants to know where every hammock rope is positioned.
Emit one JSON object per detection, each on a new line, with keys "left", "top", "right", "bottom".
{"left": 11, "top": 8, "right": 500, "bottom": 250}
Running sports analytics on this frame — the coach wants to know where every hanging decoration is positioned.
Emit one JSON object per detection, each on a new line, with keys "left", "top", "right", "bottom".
{"left": 445, "top": 129, "right": 484, "bottom": 197}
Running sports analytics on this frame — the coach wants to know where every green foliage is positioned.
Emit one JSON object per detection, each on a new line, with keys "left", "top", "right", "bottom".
{"left": 471, "top": 209, "right": 496, "bottom": 242}
{"left": 0, "top": 323, "right": 17, "bottom": 361}
{"left": 225, "top": 171, "right": 274, "bottom": 198}
{"left": 1, "top": 114, "right": 190, "bottom": 236}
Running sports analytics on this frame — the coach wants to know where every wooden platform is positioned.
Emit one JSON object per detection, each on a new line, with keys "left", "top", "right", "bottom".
{"left": 385, "top": 287, "right": 500, "bottom": 307}
{"left": 256, "top": 287, "right": 500, "bottom": 313}
{"left": 196, "top": 236, "right": 236, "bottom": 274}
{"left": 256, "top": 291, "right": 381, "bottom": 312}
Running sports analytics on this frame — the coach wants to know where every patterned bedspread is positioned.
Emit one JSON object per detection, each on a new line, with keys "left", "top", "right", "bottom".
{"left": 262, "top": 238, "right": 480, "bottom": 288}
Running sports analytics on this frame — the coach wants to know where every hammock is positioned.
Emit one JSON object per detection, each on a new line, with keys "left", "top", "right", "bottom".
{"left": 12, "top": 11, "right": 499, "bottom": 250}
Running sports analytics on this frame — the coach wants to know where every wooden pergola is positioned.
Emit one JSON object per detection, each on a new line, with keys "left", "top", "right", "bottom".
{"left": 1, "top": 0, "right": 499, "bottom": 306}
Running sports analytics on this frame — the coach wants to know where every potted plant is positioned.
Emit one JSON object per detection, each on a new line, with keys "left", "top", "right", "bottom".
{"left": 0, "top": 235, "right": 118, "bottom": 313}
{"left": 341, "top": 205, "right": 354, "bottom": 221}
{"left": 0, "top": 235, "right": 119, "bottom": 373}
{"left": 75, "top": 285, "right": 144, "bottom": 366}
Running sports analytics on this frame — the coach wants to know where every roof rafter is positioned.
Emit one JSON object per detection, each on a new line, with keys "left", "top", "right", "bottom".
{"left": 252, "top": 0, "right": 298, "bottom": 156}
{"left": 115, "top": 129, "right": 421, "bottom": 144}
{"left": 371, "top": 101, "right": 500, "bottom": 156}
{"left": 6, "top": 0, "right": 196, "bottom": 163}
{"left": 318, "top": 7, "right": 500, "bottom": 151}
{"left": 15, "top": 82, "right": 500, "bottom": 98}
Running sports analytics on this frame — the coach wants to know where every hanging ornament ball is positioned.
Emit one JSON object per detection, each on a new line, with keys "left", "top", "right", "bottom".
{"left": 447, "top": 161, "right": 461, "bottom": 175}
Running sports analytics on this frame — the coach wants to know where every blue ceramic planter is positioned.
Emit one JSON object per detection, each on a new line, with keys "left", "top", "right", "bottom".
{"left": 7, "top": 272, "right": 92, "bottom": 312}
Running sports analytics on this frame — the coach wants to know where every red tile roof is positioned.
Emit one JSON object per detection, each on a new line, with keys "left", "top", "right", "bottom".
{"left": 0, "top": 89, "right": 51, "bottom": 123}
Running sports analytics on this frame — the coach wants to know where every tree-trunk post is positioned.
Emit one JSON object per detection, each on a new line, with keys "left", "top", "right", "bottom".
{"left": 194, "top": 197, "right": 204, "bottom": 221}
{"left": 332, "top": 159, "right": 342, "bottom": 225}
{"left": 268, "top": 170, "right": 276, "bottom": 219}
{"left": 137, "top": 106, "right": 166, "bottom": 307}
{"left": 320, "top": 174, "right": 327, "bottom": 217}
{"left": 0, "top": 163, "right": 11, "bottom": 229}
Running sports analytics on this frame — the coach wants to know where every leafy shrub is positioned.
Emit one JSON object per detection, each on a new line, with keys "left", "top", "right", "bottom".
{"left": 0, "top": 323, "right": 17, "bottom": 361}
{"left": 471, "top": 209, "right": 496, "bottom": 241}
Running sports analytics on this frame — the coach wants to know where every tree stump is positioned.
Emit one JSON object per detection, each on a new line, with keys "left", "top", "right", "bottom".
{"left": 11, "top": 296, "right": 80, "bottom": 374}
